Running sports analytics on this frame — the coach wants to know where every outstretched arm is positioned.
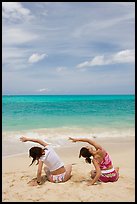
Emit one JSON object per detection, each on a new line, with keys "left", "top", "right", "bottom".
{"left": 69, "top": 137, "right": 102, "bottom": 150}
{"left": 20, "top": 136, "right": 48, "bottom": 147}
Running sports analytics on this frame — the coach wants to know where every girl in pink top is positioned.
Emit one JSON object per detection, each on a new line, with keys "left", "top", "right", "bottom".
{"left": 69, "top": 137, "right": 119, "bottom": 185}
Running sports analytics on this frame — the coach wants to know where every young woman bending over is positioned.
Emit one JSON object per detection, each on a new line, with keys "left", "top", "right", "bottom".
{"left": 20, "top": 136, "right": 72, "bottom": 185}
{"left": 69, "top": 137, "right": 119, "bottom": 186}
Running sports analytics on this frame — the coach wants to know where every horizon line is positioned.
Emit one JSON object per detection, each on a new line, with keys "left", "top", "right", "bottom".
{"left": 2, "top": 93, "right": 135, "bottom": 96}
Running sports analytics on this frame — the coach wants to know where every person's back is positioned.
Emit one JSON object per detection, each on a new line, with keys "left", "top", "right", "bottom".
{"left": 40, "top": 145, "right": 64, "bottom": 172}
{"left": 99, "top": 151, "right": 113, "bottom": 170}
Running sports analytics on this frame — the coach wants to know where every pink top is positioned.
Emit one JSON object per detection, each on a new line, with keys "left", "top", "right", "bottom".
{"left": 99, "top": 152, "right": 113, "bottom": 170}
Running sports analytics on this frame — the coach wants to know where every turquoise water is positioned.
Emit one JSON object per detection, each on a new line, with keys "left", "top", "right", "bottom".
{"left": 2, "top": 95, "right": 135, "bottom": 131}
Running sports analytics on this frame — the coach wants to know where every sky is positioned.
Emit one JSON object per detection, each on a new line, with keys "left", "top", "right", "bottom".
{"left": 2, "top": 2, "right": 135, "bottom": 95}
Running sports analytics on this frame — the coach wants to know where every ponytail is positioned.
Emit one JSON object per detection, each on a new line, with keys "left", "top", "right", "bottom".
{"left": 29, "top": 146, "right": 43, "bottom": 166}
{"left": 79, "top": 147, "right": 92, "bottom": 164}
{"left": 29, "top": 157, "right": 36, "bottom": 166}
{"left": 85, "top": 157, "right": 91, "bottom": 164}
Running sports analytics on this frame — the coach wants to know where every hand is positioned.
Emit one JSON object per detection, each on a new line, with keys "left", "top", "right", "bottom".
{"left": 20, "top": 136, "right": 28, "bottom": 142}
{"left": 87, "top": 181, "right": 93, "bottom": 186}
{"left": 87, "top": 180, "right": 97, "bottom": 186}
{"left": 87, "top": 180, "right": 101, "bottom": 186}
{"left": 27, "top": 179, "right": 39, "bottom": 186}
{"left": 68, "top": 137, "right": 77, "bottom": 142}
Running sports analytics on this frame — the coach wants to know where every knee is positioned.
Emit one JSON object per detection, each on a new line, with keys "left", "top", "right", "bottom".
{"left": 115, "top": 167, "right": 119, "bottom": 173}
{"left": 90, "top": 170, "right": 96, "bottom": 179}
{"left": 69, "top": 164, "right": 72, "bottom": 171}
{"left": 65, "top": 164, "right": 72, "bottom": 172}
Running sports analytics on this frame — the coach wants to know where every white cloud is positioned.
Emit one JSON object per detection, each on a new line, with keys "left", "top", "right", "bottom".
{"left": 37, "top": 88, "right": 50, "bottom": 92}
{"left": 28, "top": 53, "right": 48, "bottom": 64}
{"left": 2, "top": 2, "right": 33, "bottom": 21}
{"left": 56, "top": 66, "right": 67, "bottom": 72}
{"left": 3, "top": 28, "right": 37, "bottom": 46}
{"left": 76, "top": 49, "right": 135, "bottom": 68}
{"left": 112, "top": 49, "right": 135, "bottom": 63}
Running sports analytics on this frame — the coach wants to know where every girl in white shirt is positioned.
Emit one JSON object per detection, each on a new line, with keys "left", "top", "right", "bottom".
{"left": 20, "top": 136, "right": 72, "bottom": 185}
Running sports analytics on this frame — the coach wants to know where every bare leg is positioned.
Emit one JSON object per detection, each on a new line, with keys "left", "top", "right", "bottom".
{"left": 63, "top": 164, "right": 72, "bottom": 182}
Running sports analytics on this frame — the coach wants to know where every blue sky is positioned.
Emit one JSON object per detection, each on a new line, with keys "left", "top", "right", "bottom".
{"left": 2, "top": 2, "right": 135, "bottom": 95}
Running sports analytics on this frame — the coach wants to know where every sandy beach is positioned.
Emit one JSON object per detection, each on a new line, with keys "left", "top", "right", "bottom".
{"left": 2, "top": 137, "right": 135, "bottom": 202}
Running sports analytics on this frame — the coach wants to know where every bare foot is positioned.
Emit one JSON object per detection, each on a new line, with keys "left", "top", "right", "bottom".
{"left": 115, "top": 167, "right": 119, "bottom": 173}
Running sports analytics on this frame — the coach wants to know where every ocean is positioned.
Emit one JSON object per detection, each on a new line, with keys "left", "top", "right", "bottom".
{"left": 2, "top": 95, "right": 135, "bottom": 156}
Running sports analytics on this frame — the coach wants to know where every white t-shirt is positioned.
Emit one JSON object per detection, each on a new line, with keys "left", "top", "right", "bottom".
{"left": 39, "top": 145, "right": 64, "bottom": 172}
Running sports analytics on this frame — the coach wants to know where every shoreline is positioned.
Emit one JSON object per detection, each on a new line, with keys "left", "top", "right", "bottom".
{"left": 2, "top": 136, "right": 135, "bottom": 202}
{"left": 2, "top": 135, "right": 135, "bottom": 157}
{"left": 2, "top": 126, "right": 135, "bottom": 157}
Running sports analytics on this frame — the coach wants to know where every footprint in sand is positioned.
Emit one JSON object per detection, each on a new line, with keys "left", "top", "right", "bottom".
{"left": 9, "top": 184, "right": 14, "bottom": 187}
{"left": 21, "top": 175, "right": 29, "bottom": 179}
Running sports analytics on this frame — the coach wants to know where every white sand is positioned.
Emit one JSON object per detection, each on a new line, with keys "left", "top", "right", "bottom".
{"left": 2, "top": 137, "right": 135, "bottom": 202}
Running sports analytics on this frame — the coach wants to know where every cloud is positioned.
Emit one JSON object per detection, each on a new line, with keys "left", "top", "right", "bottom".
{"left": 28, "top": 53, "right": 48, "bottom": 64}
{"left": 112, "top": 49, "right": 135, "bottom": 63}
{"left": 56, "top": 66, "right": 67, "bottom": 72}
{"left": 76, "top": 49, "right": 135, "bottom": 68}
{"left": 3, "top": 28, "right": 37, "bottom": 46}
{"left": 37, "top": 88, "right": 50, "bottom": 92}
{"left": 2, "top": 2, "right": 33, "bottom": 21}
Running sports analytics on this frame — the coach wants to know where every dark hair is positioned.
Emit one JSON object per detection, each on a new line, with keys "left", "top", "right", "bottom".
{"left": 29, "top": 146, "right": 43, "bottom": 166}
{"left": 79, "top": 147, "right": 92, "bottom": 164}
